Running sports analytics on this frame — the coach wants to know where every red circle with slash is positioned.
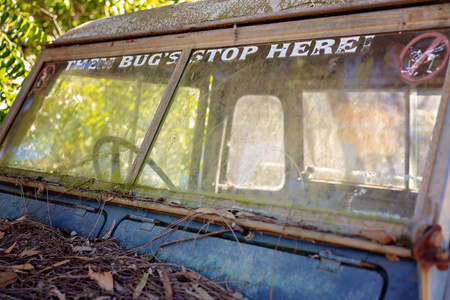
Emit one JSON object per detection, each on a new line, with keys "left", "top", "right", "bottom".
{"left": 398, "top": 32, "right": 450, "bottom": 83}
{"left": 34, "top": 64, "right": 56, "bottom": 92}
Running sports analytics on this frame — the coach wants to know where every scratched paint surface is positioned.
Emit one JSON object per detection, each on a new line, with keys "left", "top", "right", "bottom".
{"left": 56, "top": 0, "right": 352, "bottom": 42}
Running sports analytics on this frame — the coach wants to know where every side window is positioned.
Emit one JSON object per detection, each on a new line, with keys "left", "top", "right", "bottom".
{"left": 226, "top": 95, "right": 285, "bottom": 191}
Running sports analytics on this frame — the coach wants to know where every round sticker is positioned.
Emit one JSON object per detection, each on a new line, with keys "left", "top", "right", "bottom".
{"left": 398, "top": 32, "right": 450, "bottom": 83}
{"left": 34, "top": 64, "right": 56, "bottom": 92}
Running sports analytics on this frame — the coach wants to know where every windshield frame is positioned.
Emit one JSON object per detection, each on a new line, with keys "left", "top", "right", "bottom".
{"left": 0, "top": 3, "right": 449, "bottom": 251}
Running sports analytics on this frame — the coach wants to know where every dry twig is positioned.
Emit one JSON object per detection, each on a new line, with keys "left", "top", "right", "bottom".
{"left": 0, "top": 217, "right": 239, "bottom": 299}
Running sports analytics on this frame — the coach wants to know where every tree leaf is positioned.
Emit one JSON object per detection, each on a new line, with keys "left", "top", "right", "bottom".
{"left": 5, "top": 241, "right": 17, "bottom": 254}
{"left": 191, "top": 283, "right": 214, "bottom": 300}
{"left": 18, "top": 250, "right": 42, "bottom": 258}
{"left": 133, "top": 271, "right": 149, "bottom": 299}
{"left": 88, "top": 266, "right": 114, "bottom": 292}
{"left": 2, "top": 58, "right": 15, "bottom": 69}
{"left": 0, "top": 272, "right": 18, "bottom": 288}
{"left": 0, "top": 49, "right": 11, "bottom": 59}
{"left": 0, "top": 263, "right": 34, "bottom": 271}
{"left": 386, "top": 253, "right": 400, "bottom": 262}
{"left": 18, "top": 21, "right": 30, "bottom": 35}
{"left": 0, "top": 12, "right": 9, "bottom": 26}
{"left": 360, "top": 230, "right": 396, "bottom": 245}
{"left": 161, "top": 268, "right": 173, "bottom": 300}
{"left": 8, "top": 64, "right": 22, "bottom": 77}
{"left": 39, "top": 259, "right": 70, "bottom": 273}
{"left": 0, "top": 42, "right": 7, "bottom": 53}
{"left": 195, "top": 207, "right": 235, "bottom": 220}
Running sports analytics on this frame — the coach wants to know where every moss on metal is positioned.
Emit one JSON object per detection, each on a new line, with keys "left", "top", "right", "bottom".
{"left": 55, "top": 0, "right": 353, "bottom": 44}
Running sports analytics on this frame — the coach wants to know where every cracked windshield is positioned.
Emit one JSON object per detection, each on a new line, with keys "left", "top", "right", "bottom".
{"left": 138, "top": 30, "right": 448, "bottom": 220}
{"left": 0, "top": 51, "right": 179, "bottom": 182}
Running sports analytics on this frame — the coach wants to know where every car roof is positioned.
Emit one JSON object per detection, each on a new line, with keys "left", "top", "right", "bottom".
{"left": 52, "top": 0, "right": 433, "bottom": 46}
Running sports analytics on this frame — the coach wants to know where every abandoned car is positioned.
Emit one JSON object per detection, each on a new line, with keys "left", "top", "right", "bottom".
{"left": 0, "top": 0, "right": 449, "bottom": 299}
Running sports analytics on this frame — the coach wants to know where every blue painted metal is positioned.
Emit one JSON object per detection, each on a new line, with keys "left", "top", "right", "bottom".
{"left": 0, "top": 184, "right": 419, "bottom": 299}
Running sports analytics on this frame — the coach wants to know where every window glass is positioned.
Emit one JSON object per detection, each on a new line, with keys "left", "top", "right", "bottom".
{"left": 139, "top": 86, "right": 201, "bottom": 189}
{"left": 138, "top": 30, "right": 448, "bottom": 220}
{"left": 226, "top": 95, "right": 285, "bottom": 191}
{"left": 0, "top": 52, "right": 180, "bottom": 181}
{"left": 303, "top": 90, "right": 406, "bottom": 187}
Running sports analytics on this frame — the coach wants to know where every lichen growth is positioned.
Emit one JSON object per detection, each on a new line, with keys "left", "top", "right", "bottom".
{"left": 56, "top": 0, "right": 354, "bottom": 43}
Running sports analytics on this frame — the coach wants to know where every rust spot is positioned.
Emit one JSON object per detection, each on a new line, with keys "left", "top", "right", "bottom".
{"left": 413, "top": 225, "right": 450, "bottom": 271}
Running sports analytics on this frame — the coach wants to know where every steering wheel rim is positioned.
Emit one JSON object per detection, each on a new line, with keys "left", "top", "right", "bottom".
{"left": 93, "top": 135, "right": 174, "bottom": 188}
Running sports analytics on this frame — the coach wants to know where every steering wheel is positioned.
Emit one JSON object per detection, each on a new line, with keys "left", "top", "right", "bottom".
{"left": 93, "top": 136, "right": 174, "bottom": 188}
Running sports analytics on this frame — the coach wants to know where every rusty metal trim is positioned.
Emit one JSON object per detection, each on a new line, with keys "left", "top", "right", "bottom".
{"left": 0, "top": 173, "right": 413, "bottom": 259}
{"left": 413, "top": 225, "right": 449, "bottom": 270}
{"left": 125, "top": 48, "right": 193, "bottom": 184}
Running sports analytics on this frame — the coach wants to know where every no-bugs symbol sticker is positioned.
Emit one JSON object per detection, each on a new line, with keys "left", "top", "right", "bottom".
{"left": 34, "top": 64, "right": 56, "bottom": 92}
{"left": 399, "top": 32, "right": 450, "bottom": 83}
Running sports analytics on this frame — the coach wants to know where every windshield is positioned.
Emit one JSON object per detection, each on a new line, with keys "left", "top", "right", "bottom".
{"left": 1, "top": 29, "right": 449, "bottom": 222}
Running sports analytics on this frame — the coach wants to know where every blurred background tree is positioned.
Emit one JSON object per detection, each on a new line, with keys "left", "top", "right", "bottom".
{"left": 0, "top": 0, "right": 189, "bottom": 123}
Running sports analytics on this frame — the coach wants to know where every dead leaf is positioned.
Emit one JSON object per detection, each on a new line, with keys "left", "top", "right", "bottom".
{"left": 13, "top": 214, "right": 29, "bottom": 224}
{"left": 178, "top": 271, "right": 201, "bottom": 281}
{"left": 0, "top": 232, "right": 4, "bottom": 239}
{"left": 66, "top": 256, "right": 96, "bottom": 261}
{"left": 101, "top": 219, "right": 116, "bottom": 239}
{"left": 360, "top": 230, "right": 396, "bottom": 244}
{"left": 0, "top": 263, "right": 34, "bottom": 271}
{"left": 160, "top": 268, "right": 173, "bottom": 300}
{"left": 4, "top": 220, "right": 16, "bottom": 233}
{"left": 309, "top": 254, "right": 320, "bottom": 259}
{"left": 195, "top": 208, "right": 235, "bottom": 220}
{"left": 88, "top": 266, "right": 114, "bottom": 292}
{"left": 49, "top": 286, "right": 66, "bottom": 300}
{"left": 72, "top": 246, "right": 94, "bottom": 252}
{"left": 114, "top": 280, "right": 127, "bottom": 293}
{"left": 37, "top": 184, "right": 46, "bottom": 197}
{"left": 19, "top": 250, "right": 42, "bottom": 258}
{"left": 0, "top": 272, "right": 18, "bottom": 288}
{"left": 191, "top": 283, "right": 214, "bottom": 300}
{"left": 133, "top": 272, "right": 149, "bottom": 299}
{"left": 235, "top": 211, "right": 257, "bottom": 218}
{"left": 5, "top": 241, "right": 17, "bottom": 254}
{"left": 386, "top": 253, "right": 400, "bottom": 261}
{"left": 232, "top": 292, "right": 245, "bottom": 300}
{"left": 39, "top": 260, "right": 70, "bottom": 273}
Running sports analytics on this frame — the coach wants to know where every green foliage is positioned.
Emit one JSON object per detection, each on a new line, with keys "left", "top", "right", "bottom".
{"left": 0, "top": 0, "right": 188, "bottom": 124}
{"left": 0, "top": 0, "right": 48, "bottom": 122}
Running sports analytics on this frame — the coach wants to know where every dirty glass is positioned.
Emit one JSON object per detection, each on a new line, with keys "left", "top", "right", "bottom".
{"left": 0, "top": 52, "right": 180, "bottom": 181}
{"left": 138, "top": 30, "right": 449, "bottom": 220}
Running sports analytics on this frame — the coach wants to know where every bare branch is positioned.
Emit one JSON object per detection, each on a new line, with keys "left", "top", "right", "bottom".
{"left": 31, "top": 4, "right": 63, "bottom": 37}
